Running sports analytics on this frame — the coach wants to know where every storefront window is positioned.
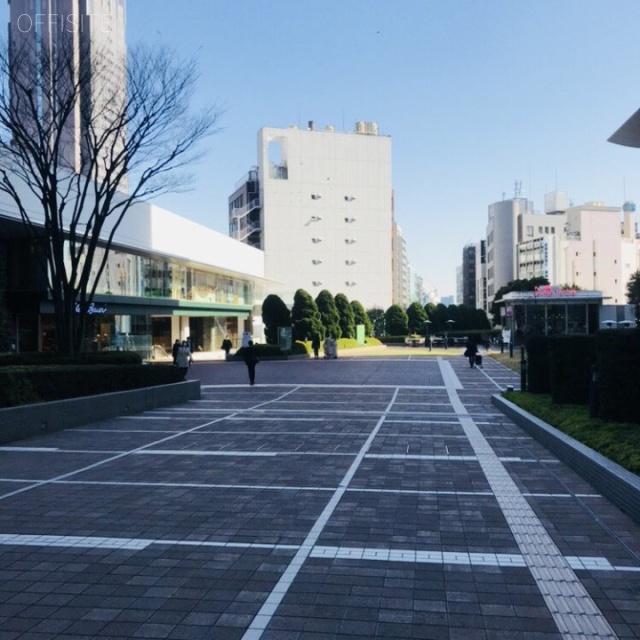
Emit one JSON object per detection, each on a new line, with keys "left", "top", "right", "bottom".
{"left": 75, "top": 244, "right": 256, "bottom": 306}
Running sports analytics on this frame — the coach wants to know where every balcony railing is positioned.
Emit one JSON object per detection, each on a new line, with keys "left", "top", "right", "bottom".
{"left": 232, "top": 220, "right": 261, "bottom": 242}
{"left": 230, "top": 197, "right": 261, "bottom": 220}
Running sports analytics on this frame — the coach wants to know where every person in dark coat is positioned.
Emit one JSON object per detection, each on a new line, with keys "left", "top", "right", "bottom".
{"left": 221, "top": 335, "right": 233, "bottom": 360}
{"left": 464, "top": 339, "right": 478, "bottom": 368}
{"left": 176, "top": 340, "right": 192, "bottom": 378}
{"left": 243, "top": 340, "right": 259, "bottom": 385}
{"left": 171, "top": 339, "right": 181, "bottom": 366}
{"left": 311, "top": 334, "right": 321, "bottom": 359}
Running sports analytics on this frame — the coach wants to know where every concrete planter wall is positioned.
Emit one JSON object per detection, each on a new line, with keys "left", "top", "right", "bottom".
{"left": 0, "top": 380, "right": 200, "bottom": 445}
{"left": 492, "top": 393, "right": 640, "bottom": 526}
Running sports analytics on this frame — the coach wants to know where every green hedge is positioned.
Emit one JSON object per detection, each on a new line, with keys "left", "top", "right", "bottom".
{"left": 525, "top": 335, "right": 550, "bottom": 394}
{"left": 234, "top": 342, "right": 308, "bottom": 359}
{"left": 548, "top": 335, "right": 596, "bottom": 405}
{"left": 0, "top": 364, "right": 183, "bottom": 408}
{"left": 596, "top": 330, "right": 640, "bottom": 423}
{"left": 0, "top": 351, "right": 142, "bottom": 366}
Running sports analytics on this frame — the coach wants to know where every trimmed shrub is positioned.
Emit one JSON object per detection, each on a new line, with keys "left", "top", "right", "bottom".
{"left": 548, "top": 335, "right": 596, "bottom": 405}
{"left": 0, "top": 351, "right": 142, "bottom": 367}
{"left": 0, "top": 364, "right": 182, "bottom": 408}
{"left": 525, "top": 335, "right": 550, "bottom": 394}
{"left": 379, "top": 336, "right": 407, "bottom": 345}
{"left": 234, "top": 342, "right": 308, "bottom": 359}
{"left": 596, "top": 329, "right": 640, "bottom": 423}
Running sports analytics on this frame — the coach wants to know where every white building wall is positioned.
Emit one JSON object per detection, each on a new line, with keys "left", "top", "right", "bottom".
{"left": 486, "top": 199, "right": 532, "bottom": 304}
{"left": 514, "top": 201, "right": 640, "bottom": 305}
{"left": 558, "top": 203, "right": 633, "bottom": 304}
{"left": 258, "top": 125, "right": 393, "bottom": 309}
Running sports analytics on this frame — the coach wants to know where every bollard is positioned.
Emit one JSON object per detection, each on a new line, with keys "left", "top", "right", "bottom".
{"left": 589, "top": 365, "right": 598, "bottom": 418}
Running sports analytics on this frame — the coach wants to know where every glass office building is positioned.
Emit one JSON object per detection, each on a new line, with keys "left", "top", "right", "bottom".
{"left": 1, "top": 195, "right": 267, "bottom": 359}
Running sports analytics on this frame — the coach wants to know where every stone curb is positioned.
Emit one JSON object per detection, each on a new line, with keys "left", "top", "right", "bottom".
{"left": 492, "top": 393, "right": 640, "bottom": 526}
{"left": 0, "top": 380, "right": 201, "bottom": 446}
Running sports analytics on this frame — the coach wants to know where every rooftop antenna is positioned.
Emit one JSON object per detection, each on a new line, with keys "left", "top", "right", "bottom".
{"left": 514, "top": 181, "right": 522, "bottom": 199}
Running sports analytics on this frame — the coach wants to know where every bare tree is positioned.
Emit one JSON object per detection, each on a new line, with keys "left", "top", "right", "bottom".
{"left": 0, "top": 34, "right": 221, "bottom": 355}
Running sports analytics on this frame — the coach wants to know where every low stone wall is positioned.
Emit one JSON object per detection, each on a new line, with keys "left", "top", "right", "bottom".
{"left": 0, "top": 380, "right": 201, "bottom": 445}
{"left": 492, "top": 393, "right": 640, "bottom": 526}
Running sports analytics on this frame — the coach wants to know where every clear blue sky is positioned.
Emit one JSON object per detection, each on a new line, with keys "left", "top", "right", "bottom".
{"left": 5, "top": 1, "right": 640, "bottom": 298}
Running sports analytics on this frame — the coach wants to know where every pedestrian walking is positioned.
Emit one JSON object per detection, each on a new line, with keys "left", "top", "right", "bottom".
{"left": 176, "top": 340, "right": 192, "bottom": 378}
{"left": 463, "top": 338, "right": 478, "bottom": 368}
{"left": 311, "top": 334, "right": 321, "bottom": 359}
{"left": 221, "top": 335, "right": 233, "bottom": 360}
{"left": 171, "top": 339, "right": 181, "bottom": 366}
{"left": 243, "top": 340, "right": 259, "bottom": 385}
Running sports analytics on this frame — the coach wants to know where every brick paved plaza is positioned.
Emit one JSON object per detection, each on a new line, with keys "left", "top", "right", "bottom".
{"left": 0, "top": 354, "right": 639, "bottom": 639}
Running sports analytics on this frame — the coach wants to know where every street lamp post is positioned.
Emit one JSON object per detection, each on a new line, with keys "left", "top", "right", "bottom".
{"left": 424, "top": 320, "right": 432, "bottom": 351}
{"left": 445, "top": 319, "right": 455, "bottom": 350}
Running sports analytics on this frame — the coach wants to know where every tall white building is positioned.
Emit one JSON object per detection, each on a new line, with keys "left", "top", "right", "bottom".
{"left": 557, "top": 201, "right": 638, "bottom": 304}
{"left": 8, "top": 0, "right": 127, "bottom": 176}
{"left": 486, "top": 196, "right": 534, "bottom": 306}
{"left": 230, "top": 122, "right": 394, "bottom": 309}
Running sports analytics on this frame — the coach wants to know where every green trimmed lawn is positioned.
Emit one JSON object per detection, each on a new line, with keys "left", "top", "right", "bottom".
{"left": 504, "top": 391, "right": 640, "bottom": 476}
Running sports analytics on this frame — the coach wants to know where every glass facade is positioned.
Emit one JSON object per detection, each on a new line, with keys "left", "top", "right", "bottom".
{"left": 79, "top": 245, "right": 256, "bottom": 306}
{"left": 3, "top": 237, "right": 260, "bottom": 358}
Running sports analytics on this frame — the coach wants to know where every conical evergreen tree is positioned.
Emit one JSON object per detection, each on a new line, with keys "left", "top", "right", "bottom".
{"left": 335, "top": 293, "right": 356, "bottom": 339}
{"left": 315, "top": 289, "right": 341, "bottom": 339}
{"left": 351, "top": 299, "right": 373, "bottom": 337}
{"left": 291, "top": 289, "right": 323, "bottom": 341}
{"left": 262, "top": 294, "right": 291, "bottom": 345}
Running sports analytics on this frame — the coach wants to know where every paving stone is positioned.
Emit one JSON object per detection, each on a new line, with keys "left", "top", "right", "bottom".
{"left": 0, "top": 357, "right": 638, "bottom": 638}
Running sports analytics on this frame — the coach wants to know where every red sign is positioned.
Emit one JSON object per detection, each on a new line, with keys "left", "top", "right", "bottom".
{"left": 534, "top": 285, "right": 577, "bottom": 297}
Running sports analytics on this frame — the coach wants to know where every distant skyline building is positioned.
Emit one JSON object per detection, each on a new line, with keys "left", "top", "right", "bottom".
{"left": 481, "top": 187, "right": 639, "bottom": 318}
{"left": 392, "top": 223, "right": 410, "bottom": 307}
{"left": 461, "top": 244, "right": 476, "bottom": 308}
{"left": 229, "top": 121, "right": 394, "bottom": 309}
{"left": 475, "top": 239, "right": 487, "bottom": 311}
{"left": 8, "top": 0, "right": 127, "bottom": 178}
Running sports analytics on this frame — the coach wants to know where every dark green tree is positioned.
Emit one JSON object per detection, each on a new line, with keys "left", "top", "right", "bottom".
{"left": 367, "top": 307, "right": 386, "bottom": 337}
{"left": 472, "top": 308, "right": 491, "bottom": 330}
{"left": 291, "top": 289, "right": 323, "bottom": 341}
{"left": 385, "top": 304, "right": 409, "bottom": 336}
{"left": 490, "top": 277, "right": 549, "bottom": 326}
{"left": 315, "top": 289, "right": 341, "bottom": 339}
{"left": 457, "top": 304, "right": 473, "bottom": 331}
{"left": 626, "top": 270, "right": 640, "bottom": 322}
{"left": 429, "top": 303, "right": 449, "bottom": 333}
{"left": 406, "top": 301, "right": 428, "bottom": 334}
{"left": 261, "top": 294, "right": 291, "bottom": 345}
{"left": 446, "top": 304, "right": 461, "bottom": 331}
{"left": 351, "top": 300, "right": 374, "bottom": 337}
{"left": 334, "top": 293, "right": 355, "bottom": 339}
